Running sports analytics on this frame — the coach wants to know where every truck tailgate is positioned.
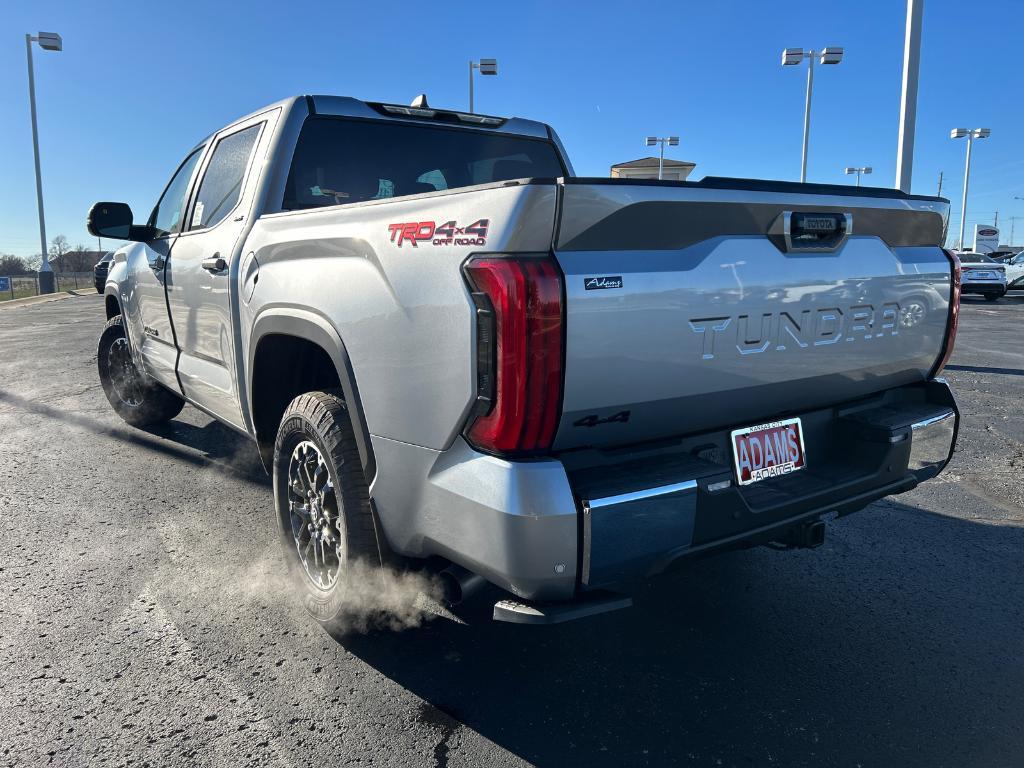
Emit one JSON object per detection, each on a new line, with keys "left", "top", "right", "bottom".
{"left": 551, "top": 178, "right": 952, "bottom": 450}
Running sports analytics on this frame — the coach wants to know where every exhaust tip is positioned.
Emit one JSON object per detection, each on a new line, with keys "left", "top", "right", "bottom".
{"left": 439, "top": 564, "right": 487, "bottom": 607}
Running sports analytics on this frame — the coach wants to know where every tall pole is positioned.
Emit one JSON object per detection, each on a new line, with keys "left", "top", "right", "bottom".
{"left": 800, "top": 54, "right": 815, "bottom": 183}
{"left": 26, "top": 34, "right": 54, "bottom": 294}
{"left": 958, "top": 134, "right": 973, "bottom": 250}
{"left": 658, "top": 140, "right": 665, "bottom": 181}
{"left": 468, "top": 60, "right": 474, "bottom": 113}
{"left": 895, "top": 0, "right": 924, "bottom": 192}
{"left": 937, "top": 170, "right": 943, "bottom": 197}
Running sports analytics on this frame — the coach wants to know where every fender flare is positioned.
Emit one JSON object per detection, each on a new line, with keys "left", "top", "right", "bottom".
{"left": 248, "top": 307, "right": 376, "bottom": 485}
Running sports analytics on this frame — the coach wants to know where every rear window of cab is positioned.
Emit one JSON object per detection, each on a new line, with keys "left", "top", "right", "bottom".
{"left": 282, "top": 117, "right": 565, "bottom": 210}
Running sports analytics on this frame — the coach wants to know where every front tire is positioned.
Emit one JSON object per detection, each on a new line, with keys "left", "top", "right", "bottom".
{"left": 97, "top": 316, "right": 185, "bottom": 427}
{"left": 272, "top": 390, "right": 381, "bottom": 629}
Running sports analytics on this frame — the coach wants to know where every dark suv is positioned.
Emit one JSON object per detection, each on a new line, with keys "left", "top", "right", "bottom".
{"left": 93, "top": 252, "right": 114, "bottom": 294}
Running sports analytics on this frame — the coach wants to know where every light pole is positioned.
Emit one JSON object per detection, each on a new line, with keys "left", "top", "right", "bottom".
{"left": 844, "top": 166, "right": 873, "bottom": 186}
{"left": 644, "top": 136, "right": 679, "bottom": 180}
{"left": 895, "top": 0, "right": 924, "bottom": 192}
{"left": 781, "top": 46, "right": 844, "bottom": 182}
{"left": 25, "top": 31, "right": 62, "bottom": 295}
{"left": 468, "top": 58, "right": 497, "bottom": 113}
{"left": 950, "top": 127, "right": 991, "bottom": 250}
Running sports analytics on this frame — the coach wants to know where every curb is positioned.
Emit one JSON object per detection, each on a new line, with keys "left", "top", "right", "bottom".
{"left": 0, "top": 290, "right": 96, "bottom": 310}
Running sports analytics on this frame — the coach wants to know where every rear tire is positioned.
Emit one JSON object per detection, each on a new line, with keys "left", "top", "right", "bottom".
{"left": 97, "top": 316, "right": 185, "bottom": 427}
{"left": 272, "top": 390, "right": 381, "bottom": 629}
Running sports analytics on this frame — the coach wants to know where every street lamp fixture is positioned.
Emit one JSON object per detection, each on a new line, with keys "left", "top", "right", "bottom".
{"left": 468, "top": 58, "right": 497, "bottom": 113}
{"left": 25, "top": 30, "right": 63, "bottom": 295}
{"left": 950, "top": 127, "right": 991, "bottom": 250}
{"left": 781, "top": 46, "right": 844, "bottom": 183}
{"left": 844, "top": 166, "right": 873, "bottom": 186}
{"left": 644, "top": 136, "right": 679, "bottom": 180}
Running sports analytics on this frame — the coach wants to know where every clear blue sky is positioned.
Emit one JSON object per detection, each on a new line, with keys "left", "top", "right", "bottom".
{"left": 2, "top": 0, "right": 1022, "bottom": 258}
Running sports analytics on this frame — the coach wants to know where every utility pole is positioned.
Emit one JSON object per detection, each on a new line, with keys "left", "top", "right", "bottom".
{"left": 937, "top": 170, "right": 943, "bottom": 197}
{"left": 895, "top": 0, "right": 924, "bottom": 192}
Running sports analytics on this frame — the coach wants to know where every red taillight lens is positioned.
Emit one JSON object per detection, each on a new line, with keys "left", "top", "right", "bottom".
{"left": 931, "top": 248, "right": 961, "bottom": 377}
{"left": 463, "top": 254, "right": 564, "bottom": 455}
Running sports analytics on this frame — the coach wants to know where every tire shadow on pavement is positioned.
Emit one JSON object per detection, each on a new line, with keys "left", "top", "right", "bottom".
{"left": 338, "top": 503, "right": 1024, "bottom": 768}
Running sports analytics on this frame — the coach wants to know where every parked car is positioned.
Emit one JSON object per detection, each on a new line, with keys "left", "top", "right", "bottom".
{"left": 987, "top": 250, "right": 1015, "bottom": 263}
{"left": 93, "top": 251, "right": 114, "bottom": 293}
{"left": 958, "top": 252, "right": 1007, "bottom": 300}
{"left": 1003, "top": 252, "right": 1024, "bottom": 291}
{"left": 86, "top": 94, "right": 960, "bottom": 627}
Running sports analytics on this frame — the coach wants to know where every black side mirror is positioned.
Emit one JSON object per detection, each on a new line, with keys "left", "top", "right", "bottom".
{"left": 86, "top": 202, "right": 153, "bottom": 241}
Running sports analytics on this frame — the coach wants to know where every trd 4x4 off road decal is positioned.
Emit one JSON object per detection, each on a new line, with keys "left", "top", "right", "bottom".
{"left": 388, "top": 219, "right": 490, "bottom": 247}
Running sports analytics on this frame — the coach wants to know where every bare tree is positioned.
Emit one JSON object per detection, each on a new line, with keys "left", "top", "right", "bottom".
{"left": 48, "top": 235, "right": 71, "bottom": 270}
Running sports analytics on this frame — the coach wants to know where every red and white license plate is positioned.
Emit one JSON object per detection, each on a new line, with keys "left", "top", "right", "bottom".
{"left": 731, "top": 417, "right": 806, "bottom": 486}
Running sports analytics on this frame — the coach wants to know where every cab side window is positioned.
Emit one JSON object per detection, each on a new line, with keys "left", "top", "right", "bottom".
{"left": 188, "top": 125, "right": 261, "bottom": 231}
{"left": 149, "top": 148, "right": 204, "bottom": 237}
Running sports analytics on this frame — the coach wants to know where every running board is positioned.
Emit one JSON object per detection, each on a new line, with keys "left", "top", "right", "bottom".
{"left": 492, "top": 591, "right": 632, "bottom": 625}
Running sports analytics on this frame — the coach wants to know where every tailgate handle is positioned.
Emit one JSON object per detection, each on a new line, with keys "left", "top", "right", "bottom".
{"left": 201, "top": 254, "right": 227, "bottom": 273}
{"left": 773, "top": 212, "right": 852, "bottom": 253}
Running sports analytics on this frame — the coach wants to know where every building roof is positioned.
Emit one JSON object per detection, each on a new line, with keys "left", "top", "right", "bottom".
{"left": 611, "top": 156, "right": 696, "bottom": 169}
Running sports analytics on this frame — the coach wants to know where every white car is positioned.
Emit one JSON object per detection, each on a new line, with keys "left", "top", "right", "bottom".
{"left": 958, "top": 252, "right": 1007, "bottom": 301}
{"left": 1003, "top": 252, "right": 1024, "bottom": 291}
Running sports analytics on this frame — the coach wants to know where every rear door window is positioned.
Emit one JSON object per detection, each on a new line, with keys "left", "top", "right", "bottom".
{"left": 283, "top": 118, "right": 564, "bottom": 210}
{"left": 188, "top": 124, "right": 261, "bottom": 231}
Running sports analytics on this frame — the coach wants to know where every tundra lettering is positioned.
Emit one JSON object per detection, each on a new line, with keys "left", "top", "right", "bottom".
{"left": 690, "top": 303, "right": 903, "bottom": 360}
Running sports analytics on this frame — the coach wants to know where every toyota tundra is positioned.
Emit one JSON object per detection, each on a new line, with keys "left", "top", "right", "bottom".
{"left": 88, "top": 94, "right": 960, "bottom": 626}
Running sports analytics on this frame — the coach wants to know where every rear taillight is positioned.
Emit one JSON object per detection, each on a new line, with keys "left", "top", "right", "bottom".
{"left": 462, "top": 254, "right": 564, "bottom": 455}
{"left": 931, "top": 248, "right": 961, "bottom": 377}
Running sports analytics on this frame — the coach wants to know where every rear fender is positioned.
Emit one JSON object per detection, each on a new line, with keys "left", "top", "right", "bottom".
{"left": 248, "top": 308, "right": 375, "bottom": 484}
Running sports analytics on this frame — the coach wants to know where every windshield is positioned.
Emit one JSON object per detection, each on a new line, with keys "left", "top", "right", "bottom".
{"left": 960, "top": 253, "right": 996, "bottom": 263}
{"left": 283, "top": 117, "right": 566, "bottom": 210}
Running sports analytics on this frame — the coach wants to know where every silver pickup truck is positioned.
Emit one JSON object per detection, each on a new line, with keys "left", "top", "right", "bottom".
{"left": 89, "top": 94, "right": 960, "bottom": 626}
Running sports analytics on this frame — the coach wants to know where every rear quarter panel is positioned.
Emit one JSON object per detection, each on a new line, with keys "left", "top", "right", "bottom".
{"left": 240, "top": 182, "right": 557, "bottom": 450}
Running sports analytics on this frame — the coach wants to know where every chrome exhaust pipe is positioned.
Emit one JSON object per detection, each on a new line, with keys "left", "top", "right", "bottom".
{"left": 440, "top": 564, "right": 487, "bottom": 607}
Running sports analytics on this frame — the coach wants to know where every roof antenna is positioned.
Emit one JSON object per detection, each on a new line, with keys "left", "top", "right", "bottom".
{"left": 410, "top": 94, "right": 429, "bottom": 109}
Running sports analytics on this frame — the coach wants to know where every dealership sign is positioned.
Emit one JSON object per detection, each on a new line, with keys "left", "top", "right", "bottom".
{"left": 973, "top": 224, "right": 1000, "bottom": 254}
{"left": 0, "top": 277, "right": 10, "bottom": 292}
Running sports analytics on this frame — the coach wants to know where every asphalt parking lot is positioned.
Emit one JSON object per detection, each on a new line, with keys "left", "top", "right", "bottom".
{"left": 1, "top": 292, "right": 1022, "bottom": 767}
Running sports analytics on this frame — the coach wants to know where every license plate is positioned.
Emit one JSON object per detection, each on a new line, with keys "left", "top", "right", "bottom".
{"left": 969, "top": 271, "right": 993, "bottom": 279}
{"left": 731, "top": 417, "right": 806, "bottom": 486}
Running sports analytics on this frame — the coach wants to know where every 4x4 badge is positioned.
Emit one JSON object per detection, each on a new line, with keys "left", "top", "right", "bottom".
{"left": 388, "top": 219, "right": 490, "bottom": 247}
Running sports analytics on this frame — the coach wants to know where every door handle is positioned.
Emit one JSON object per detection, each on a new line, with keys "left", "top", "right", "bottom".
{"left": 201, "top": 255, "right": 227, "bottom": 273}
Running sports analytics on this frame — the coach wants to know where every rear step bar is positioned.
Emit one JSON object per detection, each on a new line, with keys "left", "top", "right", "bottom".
{"left": 493, "top": 591, "right": 633, "bottom": 625}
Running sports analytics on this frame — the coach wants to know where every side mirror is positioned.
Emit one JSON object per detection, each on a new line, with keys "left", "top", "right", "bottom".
{"left": 86, "top": 202, "right": 152, "bottom": 241}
